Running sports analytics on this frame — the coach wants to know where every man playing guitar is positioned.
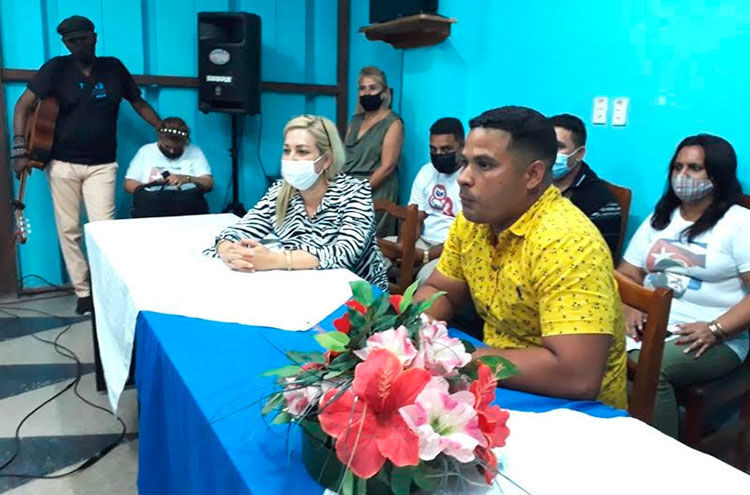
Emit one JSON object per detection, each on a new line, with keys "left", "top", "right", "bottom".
{"left": 11, "top": 15, "right": 162, "bottom": 315}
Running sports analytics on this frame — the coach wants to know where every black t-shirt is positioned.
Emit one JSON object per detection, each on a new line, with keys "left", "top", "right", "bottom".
{"left": 28, "top": 55, "right": 140, "bottom": 165}
{"left": 565, "top": 162, "right": 623, "bottom": 260}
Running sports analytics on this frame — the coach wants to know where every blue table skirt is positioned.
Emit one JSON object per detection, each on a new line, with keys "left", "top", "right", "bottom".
{"left": 136, "top": 308, "right": 626, "bottom": 495}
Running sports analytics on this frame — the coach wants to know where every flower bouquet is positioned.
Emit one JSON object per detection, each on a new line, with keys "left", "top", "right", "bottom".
{"left": 262, "top": 281, "right": 518, "bottom": 495}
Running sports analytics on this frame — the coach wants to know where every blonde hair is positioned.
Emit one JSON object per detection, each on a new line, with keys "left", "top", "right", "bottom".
{"left": 356, "top": 66, "right": 392, "bottom": 113}
{"left": 275, "top": 115, "right": 345, "bottom": 226}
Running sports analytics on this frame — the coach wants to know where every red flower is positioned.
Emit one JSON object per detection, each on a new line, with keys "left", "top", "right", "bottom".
{"left": 389, "top": 295, "right": 403, "bottom": 313}
{"left": 475, "top": 444, "right": 499, "bottom": 484}
{"left": 470, "top": 362, "right": 511, "bottom": 484}
{"left": 345, "top": 300, "right": 367, "bottom": 314}
{"left": 318, "top": 349, "right": 431, "bottom": 478}
{"left": 333, "top": 313, "right": 351, "bottom": 335}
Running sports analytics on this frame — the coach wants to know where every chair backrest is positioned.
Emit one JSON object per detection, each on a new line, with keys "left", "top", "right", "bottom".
{"left": 738, "top": 194, "right": 750, "bottom": 210}
{"left": 373, "top": 200, "right": 419, "bottom": 294}
{"left": 614, "top": 271, "right": 673, "bottom": 424}
{"left": 603, "top": 181, "right": 632, "bottom": 265}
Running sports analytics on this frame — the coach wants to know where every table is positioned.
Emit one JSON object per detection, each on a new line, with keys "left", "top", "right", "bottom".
{"left": 85, "top": 214, "right": 359, "bottom": 411}
{"left": 135, "top": 308, "right": 750, "bottom": 495}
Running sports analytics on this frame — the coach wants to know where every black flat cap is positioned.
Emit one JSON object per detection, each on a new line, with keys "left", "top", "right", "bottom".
{"left": 57, "top": 15, "right": 95, "bottom": 37}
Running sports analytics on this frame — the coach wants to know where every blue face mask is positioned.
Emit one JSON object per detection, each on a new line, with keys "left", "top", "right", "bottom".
{"left": 552, "top": 148, "right": 581, "bottom": 180}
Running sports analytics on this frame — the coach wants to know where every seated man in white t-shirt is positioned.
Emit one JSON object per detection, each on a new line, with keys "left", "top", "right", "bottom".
{"left": 408, "top": 117, "right": 464, "bottom": 283}
{"left": 124, "top": 117, "right": 213, "bottom": 194}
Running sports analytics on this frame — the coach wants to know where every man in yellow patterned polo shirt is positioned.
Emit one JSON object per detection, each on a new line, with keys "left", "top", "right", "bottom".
{"left": 416, "top": 106, "right": 627, "bottom": 409}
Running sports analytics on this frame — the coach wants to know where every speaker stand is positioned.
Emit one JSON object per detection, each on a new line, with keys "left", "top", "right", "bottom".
{"left": 223, "top": 113, "right": 247, "bottom": 217}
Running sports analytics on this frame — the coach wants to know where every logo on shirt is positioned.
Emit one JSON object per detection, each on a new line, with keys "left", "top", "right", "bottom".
{"left": 428, "top": 184, "right": 455, "bottom": 217}
{"left": 92, "top": 82, "right": 107, "bottom": 100}
{"left": 644, "top": 238, "right": 707, "bottom": 298}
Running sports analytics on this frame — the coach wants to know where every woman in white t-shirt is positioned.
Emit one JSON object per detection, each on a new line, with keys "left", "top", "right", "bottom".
{"left": 124, "top": 117, "right": 214, "bottom": 193}
{"left": 618, "top": 134, "right": 750, "bottom": 437}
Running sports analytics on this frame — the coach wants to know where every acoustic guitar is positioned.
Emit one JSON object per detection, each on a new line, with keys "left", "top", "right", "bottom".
{"left": 12, "top": 97, "right": 59, "bottom": 244}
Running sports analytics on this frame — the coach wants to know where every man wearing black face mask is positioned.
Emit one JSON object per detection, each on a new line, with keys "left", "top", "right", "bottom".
{"left": 406, "top": 117, "right": 464, "bottom": 283}
{"left": 124, "top": 117, "right": 213, "bottom": 194}
{"left": 11, "top": 15, "right": 162, "bottom": 315}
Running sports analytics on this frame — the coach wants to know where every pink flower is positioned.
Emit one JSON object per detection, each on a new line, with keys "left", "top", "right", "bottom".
{"left": 354, "top": 326, "right": 418, "bottom": 366}
{"left": 399, "top": 377, "right": 483, "bottom": 462}
{"left": 282, "top": 380, "right": 322, "bottom": 418}
{"left": 412, "top": 317, "right": 472, "bottom": 376}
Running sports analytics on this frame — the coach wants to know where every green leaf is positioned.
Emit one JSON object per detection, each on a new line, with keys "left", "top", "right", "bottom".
{"left": 327, "top": 352, "right": 357, "bottom": 371}
{"left": 285, "top": 350, "right": 325, "bottom": 365}
{"left": 350, "top": 281, "right": 374, "bottom": 306}
{"left": 261, "top": 364, "right": 302, "bottom": 378}
{"left": 390, "top": 466, "right": 413, "bottom": 495}
{"left": 414, "top": 290, "right": 447, "bottom": 314}
{"left": 400, "top": 281, "right": 419, "bottom": 312}
{"left": 341, "top": 469, "right": 355, "bottom": 495}
{"left": 314, "top": 331, "right": 350, "bottom": 352}
{"left": 479, "top": 355, "right": 520, "bottom": 380}
{"left": 460, "top": 339, "right": 477, "bottom": 354}
{"left": 413, "top": 464, "right": 441, "bottom": 491}
{"left": 270, "top": 411, "right": 293, "bottom": 425}
{"left": 371, "top": 293, "right": 391, "bottom": 318}
{"left": 372, "top": 315, "right": 398, "bottom": 332}
{"left": 261, "top": 393, "right": 284, "bottom": 415}
{"left": 350, "top": 311, "right": 369, "bottom": 333}
{"left": 323, "top": 369, "right": 345, "bottom": 380}
{"left": 356, "top": 475, "right": 368, "bottom": 495}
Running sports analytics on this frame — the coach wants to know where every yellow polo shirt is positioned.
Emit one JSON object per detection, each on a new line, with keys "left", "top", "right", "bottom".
{"left": 437, "top": 186, "right": 627, "bottom": 409}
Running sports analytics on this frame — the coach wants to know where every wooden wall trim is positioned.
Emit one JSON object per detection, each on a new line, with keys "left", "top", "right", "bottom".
{"left": 0, "top": 39, "right": 19, "bottom": 296}
{"left": 1, "top": 69, "right": 340, "bottom": 96}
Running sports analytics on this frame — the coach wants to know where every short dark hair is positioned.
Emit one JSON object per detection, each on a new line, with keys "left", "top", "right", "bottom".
{"left": 469, "top": 106, "right": 557, "bottom": 167}
{"left": 549, "top": 113, "right": 587, "bottom": 147}
{"left": 429, "top": 117, "right": 464, "bottom": 142}
{"left": 652, "top": 134, "right": 742, "bottom": 242}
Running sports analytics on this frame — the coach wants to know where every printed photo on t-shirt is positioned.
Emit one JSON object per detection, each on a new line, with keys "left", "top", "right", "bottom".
{"left": 644, "top": 238, "right": 707, "bottom": 298}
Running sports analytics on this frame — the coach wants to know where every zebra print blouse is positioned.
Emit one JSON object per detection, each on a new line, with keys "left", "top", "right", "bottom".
{"left": 205, "top": 174, "right": 389, "bottom": 290}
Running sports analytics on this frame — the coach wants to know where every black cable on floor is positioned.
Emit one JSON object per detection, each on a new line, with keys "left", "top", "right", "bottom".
{"left": 0, "top": 306, "right": 126, "bottom": 479}
{"left": 19, "top": 274, "right": 73, "bottom": 292}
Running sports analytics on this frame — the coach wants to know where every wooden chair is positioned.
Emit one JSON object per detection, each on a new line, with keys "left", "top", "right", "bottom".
{"left": 614, "top": 271, "right": 673, "bottom": 424}
{"left": 373, "top": 200, "right": 419, "bottom": 294}
{"left": 674, "top": 193, "right": 750, "bottom": 469}
{"left": 603, "top": 181, "right": 632, "bottom": 265}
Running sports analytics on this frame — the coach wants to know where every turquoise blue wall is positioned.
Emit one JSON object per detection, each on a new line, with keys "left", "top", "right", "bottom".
{"left": 399, "top": 0, "right": 750, "bottom": 242}
{"left": 10, "top": 1, "right": 747, "bottom": 288}
{"left": 2, "top": 0, "right": 361, "bottom": 289}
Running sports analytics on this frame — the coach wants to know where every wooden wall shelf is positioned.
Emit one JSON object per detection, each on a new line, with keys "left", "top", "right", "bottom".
{"left": 359, "top": 14, "right": 456, "bottom": 49}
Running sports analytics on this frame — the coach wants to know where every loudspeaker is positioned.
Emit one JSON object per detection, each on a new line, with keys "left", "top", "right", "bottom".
{"left": 369, "top": 0, "right": 438, "bottom": 24}
{"left": 198, "top": 12, "right": 261, "bottom": 115}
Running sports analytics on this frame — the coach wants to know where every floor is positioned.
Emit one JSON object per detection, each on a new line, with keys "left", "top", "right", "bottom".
{"left": 0, "top": 292, "right": 139, "bottom": 494}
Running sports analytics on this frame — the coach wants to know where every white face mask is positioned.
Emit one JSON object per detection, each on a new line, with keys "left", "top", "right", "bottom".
{"left": 281, "top": 155, "right": 325, "bottom": 191}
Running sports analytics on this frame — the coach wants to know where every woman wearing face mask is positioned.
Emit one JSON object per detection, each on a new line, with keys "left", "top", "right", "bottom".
{"left": 206, "top": 115, "right": 389, "bottom": 290}
{"left": 124, "top": 117, "right": 214, "bottom": 193}
{"left": 618, "top": 134, "right": 750, "bottom": 437}
{"left": 343, "top": 66, "right": 404, "bottom": 236}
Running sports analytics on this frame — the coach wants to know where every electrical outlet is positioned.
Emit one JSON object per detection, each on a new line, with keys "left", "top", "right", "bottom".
{"left": 592, "top": 97, "right": 608, "bottom": 125}
{"left": 612, "top": 97, "right": 630, "bottom": 126}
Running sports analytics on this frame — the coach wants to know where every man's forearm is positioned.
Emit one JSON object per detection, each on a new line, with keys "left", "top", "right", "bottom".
{"left": 419, "top": 284, "right": 455, "bottom": 322}
{"left": 131, "top": 99, "right": 162, "bottom": 129}
{"left": 474, "top": 345, "right": 605, "bottom": 401}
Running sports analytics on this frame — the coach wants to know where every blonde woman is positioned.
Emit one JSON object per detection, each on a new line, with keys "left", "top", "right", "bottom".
{"left": 344, "top": 66, "right": 404, "bottom": 236}
{"left": 206, "top": 115, "right": 388, "bottom": 290}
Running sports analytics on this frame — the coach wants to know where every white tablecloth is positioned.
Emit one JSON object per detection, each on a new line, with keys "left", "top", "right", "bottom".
{"left": 324, "top": 408, "right": 750, "bottom": 495}
{"left": 85, "top": 214, "right": 359, "bottom": 412}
